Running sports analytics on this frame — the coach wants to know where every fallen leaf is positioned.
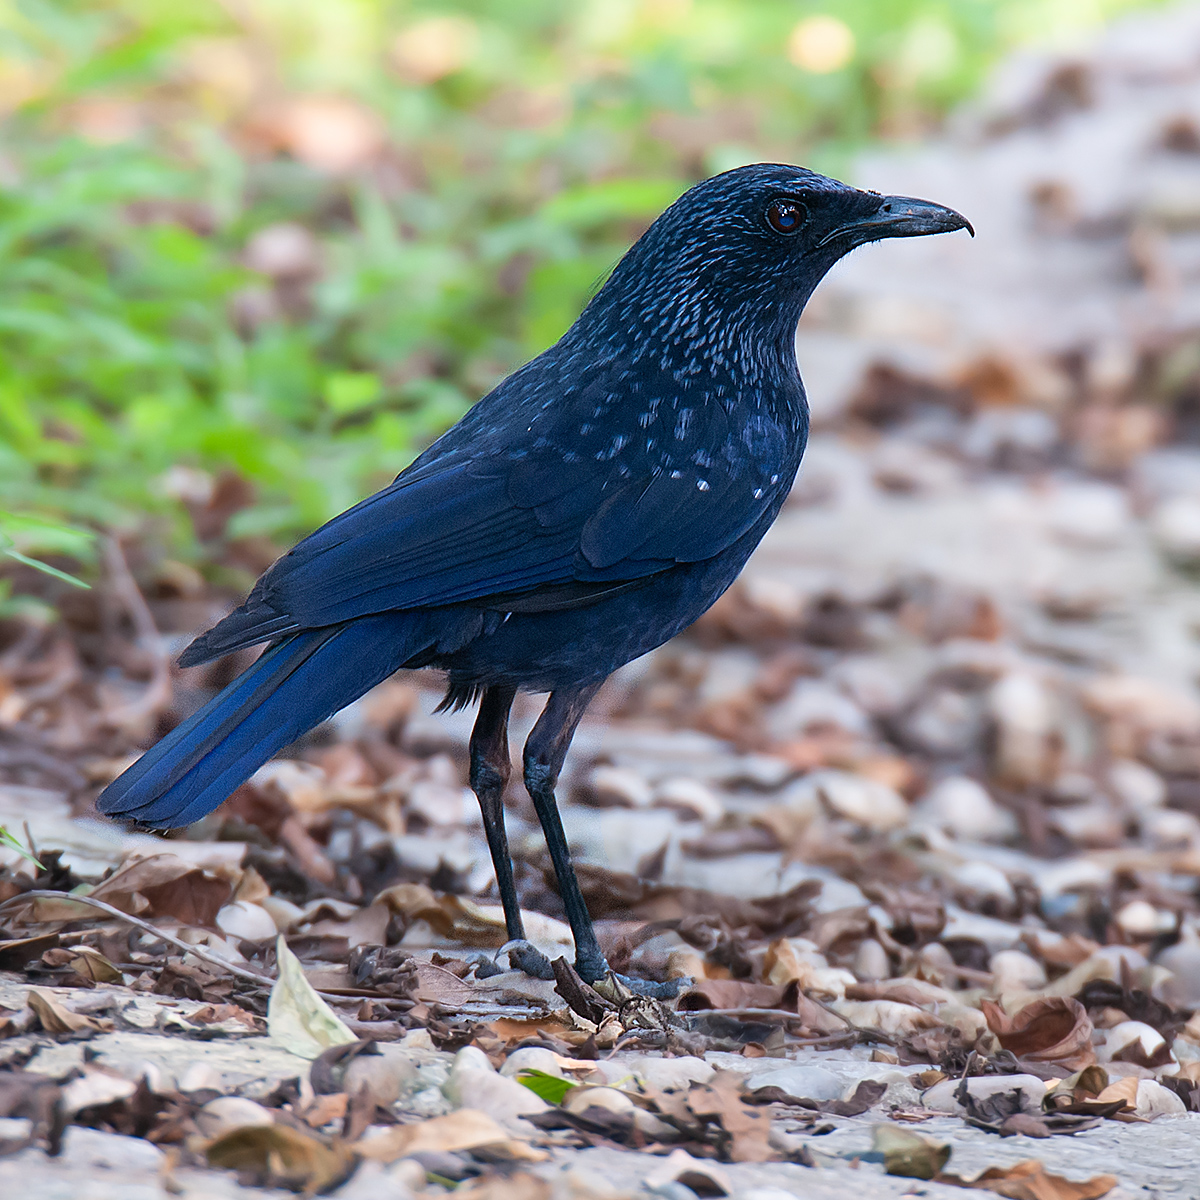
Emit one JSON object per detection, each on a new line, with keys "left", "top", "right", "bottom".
{"left": 746, "top": 1078, "right": 887, "bottom": 1117}
{"left": 453, "top": 1173, "right": 553, "bottom": 1200}
{"left": 267, "top": 935, "right": 357, "bottom": 1060}
{"left": 981, "top": 997, "right": 1095, "bottom": 1069}
{"left": 89, "top": 853, "right": 231, "bottom": 926}
{"left": 0, "top": 1069, "right": 64, "bottom": 1154}
{"left": 936, "top": 1158, "right": 1117, "bottom": 1198}
{"left": 516, "top": 1068, "right": 575, "bottom": 1106}
{"left": 205, "top": 1122, "right": 358, "bottom": 1192}
{"left": 26, "top": 987, "right": 107, "bottom": 1035}
{"left": 687, "top": 1070, "right": 774, "bottom": 1163}
{"left": 357, "top": 1109, "right": 546, "bottom": 1163}
{"left": 873, "top": 1124, "right": 952, "bottom": 1179}
{"left": 644, "top": 1147, "right": 732, "bottom": 1196}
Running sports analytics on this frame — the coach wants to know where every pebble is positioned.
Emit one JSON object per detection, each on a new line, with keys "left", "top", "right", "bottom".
{"left": 1151, "top": 494, "right": 1200, "bottom": 565}
{"left": 853, "top": 938, "right": 890, "bottom": 981}
{"left": 1135, "top": 1079, "right": 1187, "bottom": 1118}
{"left": 989, "top": 949, "right": 1047, "bottom": 991}
{"left": 1107, "top": 759, "right": 1167, "bottom": 812}
{"left": 1099, "top": 1021, "right": 1168, "bottom": 1063}
{"left": 619, "top": 1055, "right": 715, "bottom": 1092}
{"left": 1157, "top": 939, "right": 1200, "bottom": 1008}
{"left": 805, "top": 769, "right": 909, "bottom": 832}
{"left": 216, "top": 900, "right": 279, "bottom": 942}
{"left": 746, "top": 1064, "right": 844, "bottom": 1101}
{"left": 1116, "top": 900, "right": 1173, "bottom": 938}
{"left": 441, "top": 1052, "right": 548, "bottom": 1129}
{"left": 922, "top": 1073, "right": 1047, "bottom": 1114}
{"left": 343, "top": 1046, "right": 419, "bottom": 1106}
{"left": 912, "top": 776, "right": 1016, "bottom": 842}
{"left": 56, "top": 1127, "right": 164, "bottom": 1171}
{"left": 585, "top": 765, "right": 654, "bottom": 808}
{"left": 652, "top": 777, "right": 724, "bottom": 823}
{"left": 333, "top": 1159, "right": 415, "bottom": 1200}
{"left": 194, "top": 1097, "right": 275, "bottom": 1139}
{"left": 499, "top": 1046, "right": 564, "bottom": 1079}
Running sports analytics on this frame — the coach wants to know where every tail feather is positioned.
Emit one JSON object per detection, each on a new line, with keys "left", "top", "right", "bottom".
{"left": 98, "top": 614, "right": 437, "bottom": 829}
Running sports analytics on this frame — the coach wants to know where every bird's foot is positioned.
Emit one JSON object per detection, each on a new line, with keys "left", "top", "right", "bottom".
{"left": 501, "top": 939, "right": 557, "bottom": 981}
{"left": 608, "top": 972, "right": 692, "bottom": 1000}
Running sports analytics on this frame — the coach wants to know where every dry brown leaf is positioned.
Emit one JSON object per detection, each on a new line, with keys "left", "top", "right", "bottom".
{"left": 677, "top": 979, "right": 791, "bottom": 1011}
{"left": 88, "top": 854, "right": 231, "bottom": 926}
{"left": 26, "top": 987, "right": 108, "bottom": 1034}
{"left": 686, "top": 1070, "right": 773, "bottom": 1163}
{"left": 874, "top": 1124, "right": 952, "bottom": 1179}
{"left": 357, "top": 1109, "right": 547, "bottom": 1163}
{"left": 1094, "top": 1076, "right": 1139, "bottom": 1112}
{"left": 982, "top": 996, "right": 1095, "bottom": 1069}
{"left": 205, "top": 1123, "right": 358, "bottom": 1192}
{"left": 937, "top": 1158, "right": 1117, "bottom": 1199}
{"left": 452, "top": 1173, "right": 553, "bottom": 1200}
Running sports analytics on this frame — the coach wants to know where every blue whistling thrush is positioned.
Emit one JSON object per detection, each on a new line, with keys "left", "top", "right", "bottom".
{"left": 99, "top": 164, "right": 971, "bottom": 995}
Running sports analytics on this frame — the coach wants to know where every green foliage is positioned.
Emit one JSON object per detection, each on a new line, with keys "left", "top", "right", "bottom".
{"left": 0, "top": 0, "right": 1164, "bottom": 573}
{"left": 516, "top": 1068, "right": 576, "bottom": 1105}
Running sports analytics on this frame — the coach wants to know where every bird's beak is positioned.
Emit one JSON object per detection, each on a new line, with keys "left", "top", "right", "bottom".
{"left": 819, "top": 195, "right": 974, "bottom": 249}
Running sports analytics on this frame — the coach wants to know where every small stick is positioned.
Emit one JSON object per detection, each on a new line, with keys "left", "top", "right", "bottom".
{"left": 0, "top": 890, "right": 276, "bottom": 990}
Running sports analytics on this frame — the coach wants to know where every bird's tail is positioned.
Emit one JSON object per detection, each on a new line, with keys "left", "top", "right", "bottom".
{"left": 97, "top": 613, "right": 436, "bottom": 829}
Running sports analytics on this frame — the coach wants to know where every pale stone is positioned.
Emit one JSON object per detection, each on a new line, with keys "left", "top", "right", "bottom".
{"left": 854, "top": 938, "right": 890, "bottom": 982}
{"left": 195, "top": 1096, "right": 275, "bottom": 1138}
{"left": 1135, "top": 1078, "right": 1187, "bottom": 1118}
{"left": 586, "top": 765, "right": 654, "bottom": 808}
{"left": 747, "top": 1064, "right": 844, "bottom": 1101}
{"left": 1108, "top": 759, "right": 1166, "bottom": 812}
{"left": 1099, "top": 1021, "right": 1168, "bottom": 1063}
{"left": 216, "top": 900, "right": 278, "bottom": 942}
{"left": 922, "top": 1073, "right": 1046, "bottom": 1114}
{"left": 989, "top": 949, "right": 1047, "bottom": 991}
{"left": 499, "top": 1046, "right": 564, "bottom": 1079}
{"left": 913, "top": 776, "right": 1017, "bottom": 842}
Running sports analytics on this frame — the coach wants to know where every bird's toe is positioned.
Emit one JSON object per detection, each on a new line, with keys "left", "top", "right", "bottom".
{"left": 611, "top": 971, "right": 692, "bottom": 1000}
{"left": 502, "top": 939, "right": 557, "bottom": 980}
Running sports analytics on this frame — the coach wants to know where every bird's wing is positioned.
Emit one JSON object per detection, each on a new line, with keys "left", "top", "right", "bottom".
{"left": 180, "top": 401, "right": 792, "bottom": 664}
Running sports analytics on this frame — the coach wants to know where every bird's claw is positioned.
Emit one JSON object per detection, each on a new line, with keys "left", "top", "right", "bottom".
{"left": 501, "top": 939, "right": 556, "bottom": 980}
{"left": 611, "top": 971, "right": 692, "bottom": 1000}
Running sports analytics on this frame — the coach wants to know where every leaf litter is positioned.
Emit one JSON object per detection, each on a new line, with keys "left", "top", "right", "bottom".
{"left": 8, "top": 9, "right": 1200, "bottom": 1200}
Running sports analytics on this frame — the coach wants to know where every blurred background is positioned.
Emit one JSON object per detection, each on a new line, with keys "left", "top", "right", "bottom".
{"left": 14, "top": 0, "right": 1200, "bottom": 933}
{"left": 0, "top": 0, "right": 1170, "bottom": 582}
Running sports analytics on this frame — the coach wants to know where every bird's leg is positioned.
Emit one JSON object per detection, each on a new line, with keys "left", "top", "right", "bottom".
{"left": 518, "top": 685, "right": 684, "bottom": 999}
{"left": 468, "top": 685, "right": 526, "bottom": 947}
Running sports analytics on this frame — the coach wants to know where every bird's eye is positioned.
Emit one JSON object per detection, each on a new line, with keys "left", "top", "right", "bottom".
{"left": 765, "top": 198, "right": 808, "bottom": 236}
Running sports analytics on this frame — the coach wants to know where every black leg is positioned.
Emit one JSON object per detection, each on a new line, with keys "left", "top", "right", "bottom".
{"left": 520, "top": 684, "right": 608, "bottom": 982}
{"left": 468, "top": 685, "right": 524, "bottom": 942}
{"left": 517, "top": 685, "right": 691, "bottom": 1000}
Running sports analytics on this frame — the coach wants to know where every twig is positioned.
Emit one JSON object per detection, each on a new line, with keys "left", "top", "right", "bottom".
{"left": 98, "top": 537, "right": 173, "bottom": 729}
{"left": 0, "top": 890, "right": 276, "bottom": 990}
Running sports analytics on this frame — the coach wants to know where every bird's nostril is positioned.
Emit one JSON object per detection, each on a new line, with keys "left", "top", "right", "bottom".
{"left": 881, "top": 202, "right": 892, "bottom": 212}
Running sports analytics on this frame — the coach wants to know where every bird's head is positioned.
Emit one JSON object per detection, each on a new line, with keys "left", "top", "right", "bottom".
{"left": 576, "top": 163, "right": 971, "bottom": 365}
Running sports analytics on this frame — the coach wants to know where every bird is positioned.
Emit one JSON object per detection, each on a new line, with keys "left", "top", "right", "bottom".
{"left": 98, "top": 163, "right": 971, "bottom": 996}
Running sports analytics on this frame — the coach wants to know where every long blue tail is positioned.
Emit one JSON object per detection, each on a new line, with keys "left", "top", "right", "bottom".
{"left": 97, "top": 613, "right": 442, "bottom": 828}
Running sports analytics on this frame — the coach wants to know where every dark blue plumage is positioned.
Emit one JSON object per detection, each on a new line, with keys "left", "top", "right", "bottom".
{"left": 99, "top": 163, "right": 970, "bottom": 993}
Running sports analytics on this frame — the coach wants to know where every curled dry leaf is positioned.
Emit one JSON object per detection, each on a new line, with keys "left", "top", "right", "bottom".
{"left": 937, "top": 1158, "right": 1117, "bottom": 1199}
{"left": 357, "top": 1108, "right": 547, "bottom": 1164}
{"left": 874, "top": 1123, "right": 952, "bottom": 1179}
{"left": 25, "top": 987, "right": 109, "bottom": 1035}
{"left": 644, "top": 1147, "right": 732, "bottom": 1196}
{"left": 205, "top": 1122, "right": 358, "bottom": 1193}
{"left": 267, "top": 935, "right": 357, "bottom": 1060}
{"left": 88, "top": 853, "right": 232, "bottom": 926}
{"left": 686, "top": 1069, "right": 774, "bottom": 1163}
{"left": 981, "top": 997, "right": 1095, "bottom": 1069}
